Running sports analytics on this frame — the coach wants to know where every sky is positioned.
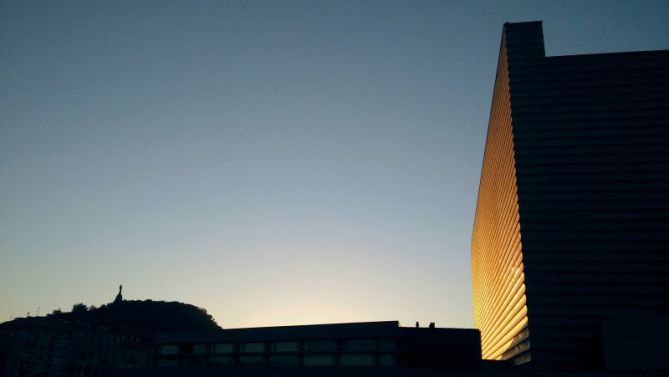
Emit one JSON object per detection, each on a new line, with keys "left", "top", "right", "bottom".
{"left": 1, "top": 0, "right": 668, "bottom": 329}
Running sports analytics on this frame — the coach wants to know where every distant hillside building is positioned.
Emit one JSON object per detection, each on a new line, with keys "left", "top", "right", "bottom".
{"left": 471, "top": 22, "right": 669, "bottom": 369}
{"left": 0, "top": 317, "right": 150, "bottom": 376}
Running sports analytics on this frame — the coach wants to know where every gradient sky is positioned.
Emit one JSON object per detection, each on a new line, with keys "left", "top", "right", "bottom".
{"left": 1, "top": 0, "right": 668, "bottom": 329}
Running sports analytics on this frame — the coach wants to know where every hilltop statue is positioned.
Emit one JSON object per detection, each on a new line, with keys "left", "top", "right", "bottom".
{"left": 114, "top": 284, "right": 123, "bottom": 304}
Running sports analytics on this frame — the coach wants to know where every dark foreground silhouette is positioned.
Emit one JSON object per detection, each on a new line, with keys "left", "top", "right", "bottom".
{"left": 47, "top": 299, "right": 221, "bottom": 333}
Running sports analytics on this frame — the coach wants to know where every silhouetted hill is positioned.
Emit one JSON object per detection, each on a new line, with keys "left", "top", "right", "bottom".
{"left": 48, "top": 300, "right": 221, "bottom": 333}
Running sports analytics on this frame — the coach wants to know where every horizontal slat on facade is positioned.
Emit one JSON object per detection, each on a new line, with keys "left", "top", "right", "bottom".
{"left": 523, "top": 258, "right": 669, "bottom": 270}
{"left": 515, "top": 136, "right": 669, "bottom": 148}
{"left": 523, "top": 271, "right": 669, "bottom": 284}
{"left": 526, "top": 305, "right": 669, "bottom": 319}
{"left": 526, "top": 293, "right": 669, "bottom": 306}
{"left": 528, "top": 163, "right": 667, "bottom": 175}
{"left": 511, "top": 110, "right": 669, "bottom": 123}
{"left": 518, "top": 245, "right": 669, "bottom": 259}
{"left": 471, "top": 30, "right": 529, "bottom": 362}
{"left": 514, "top": 119, "right": 668, "bottom": 132}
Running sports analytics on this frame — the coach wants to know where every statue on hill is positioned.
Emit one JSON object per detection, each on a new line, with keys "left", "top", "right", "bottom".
{"left": 114, "top": 284, "right": 123, "bottom": 304}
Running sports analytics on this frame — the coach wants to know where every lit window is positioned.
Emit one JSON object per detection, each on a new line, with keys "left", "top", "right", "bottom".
{"left": 193, "top": 344, "right": 208, "bottom": 354}
{"left": 303, "top": 354, "right": 335, "bottom": 366}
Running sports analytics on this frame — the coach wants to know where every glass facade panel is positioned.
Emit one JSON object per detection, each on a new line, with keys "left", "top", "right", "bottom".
{"left": 209, "top": 356, "right": 234, "bottom": 365}
{"left": 269, "top": 355, "right": 300, "bottom": 366}
{"left": 303, "top": 354, "right": 335, "bottom": 366}
{"left": 378, "top": 338, "right": 397, "bottom": 351}
{"left": 272, "top": 341, "right": 300, "bottom": 352}
{"left": 193, "top": 344, "right": 208, "bottom": 354}
{"left": 212, "top": 343, "right": 235, "bottom": 353}
{"left": 156, "top": 357, "right": 179, "bottom": 367}
{"left": 184, "top": 357, "right": 206, "bottom": 366}
{"left": 340, "top": 353, "right": 375, "bottom": 366}
{"left": 343, "top": 339, "right": 376, "bottom": 352}
{"left": 239, "top": 355, "right": 265, "bottom": 365}
{"left": 379, "top": 353, "right": 395, "bottom": 366}
{"left": 241, "top": 342, "right": 265, "bottom": 353}
{"left": 304, "top": 340, "right": 337, "bottom": 352}
{"left": 157, "top": 345, "right": 179, "bottom": 355}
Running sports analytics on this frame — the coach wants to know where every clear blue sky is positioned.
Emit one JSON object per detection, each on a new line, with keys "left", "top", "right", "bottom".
{"left": 1, "top": 0, "right": 667, "bottom": 328}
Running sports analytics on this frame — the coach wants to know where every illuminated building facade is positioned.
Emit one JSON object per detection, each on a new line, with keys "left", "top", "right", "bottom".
{"left": 472, "top": 22, "right": 669, "bottom": 369}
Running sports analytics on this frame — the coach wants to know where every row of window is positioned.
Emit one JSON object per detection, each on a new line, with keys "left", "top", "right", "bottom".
{"left": 158, "top": 338, "right": 397, "bottom": 356}
{"left": 156, "top": 353, "right": 396, "bottom": 367}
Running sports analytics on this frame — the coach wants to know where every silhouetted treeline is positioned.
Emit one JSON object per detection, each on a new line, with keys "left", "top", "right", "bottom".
{"left": 47, "top": 300, "right": 221, "bottom": 333}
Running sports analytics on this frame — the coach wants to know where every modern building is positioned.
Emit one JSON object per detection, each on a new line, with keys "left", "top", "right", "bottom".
{"left": 150, "top": 321, "right": 481, "bottom": 369}
{"left": 99, "top": 321, "right": 486, "bottom": 377}
{"left": 472, "top": 21, "right": 669, "bottom": 369}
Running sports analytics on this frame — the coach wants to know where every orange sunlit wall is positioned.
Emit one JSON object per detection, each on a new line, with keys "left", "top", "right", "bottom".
{"left": 471, "top": 30, "right": 529, "bottom": 363}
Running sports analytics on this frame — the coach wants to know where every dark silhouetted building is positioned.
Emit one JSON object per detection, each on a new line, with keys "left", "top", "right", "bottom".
{"left": 472, "top": 21, "right": 669, "bottom": 369}
{"left": 151, "top": 321, "right": 480, "bottom": 369}
{"left": 100, "top": 321, "right": 488, "bottom": 377}
{"left": 0, "top": 317, "right": 150, "bottom": 377}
